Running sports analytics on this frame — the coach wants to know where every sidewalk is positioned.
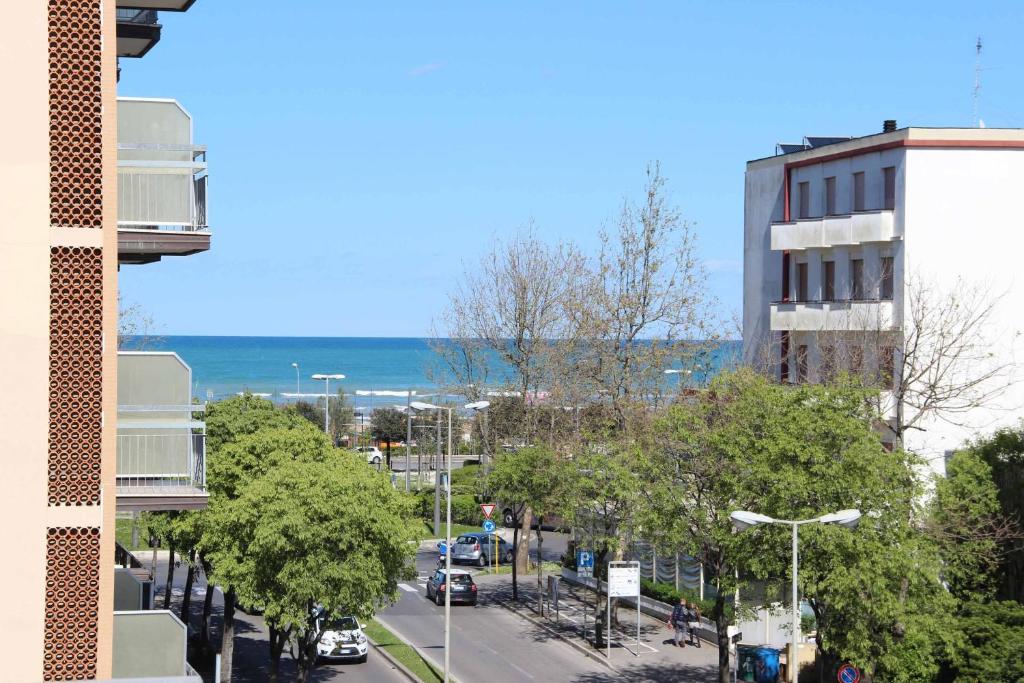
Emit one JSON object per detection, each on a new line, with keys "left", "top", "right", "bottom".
{"left": 484, "top": 572, "right": 719, "bottom": 682}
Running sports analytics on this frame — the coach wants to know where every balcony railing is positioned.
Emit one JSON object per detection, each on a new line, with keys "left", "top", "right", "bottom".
{"left": 117, "top": 431, "right": 206, "bottom": 492}
{"left": 116, "top": 8, "right": 158, "bottom": 24}
{"left": 113, "top": 611, "right": 194, "bottom": 679}
{"left": 770, "top": 299, "right": 897, "bottom": 332}
{"left": 771, "top": 210, "right": 899, "bottom": 251}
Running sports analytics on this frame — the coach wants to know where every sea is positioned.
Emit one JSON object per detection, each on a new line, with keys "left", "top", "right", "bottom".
{"left": 124, "top": 336, "right": 741, "bottom": 408}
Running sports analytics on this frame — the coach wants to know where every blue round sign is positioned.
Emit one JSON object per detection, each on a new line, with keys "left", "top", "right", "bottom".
{"left": 837, "top": 664, "right": 860, "bottom": 683}
{"left": 482, "top": 519, "right": 496, "bottom": 533}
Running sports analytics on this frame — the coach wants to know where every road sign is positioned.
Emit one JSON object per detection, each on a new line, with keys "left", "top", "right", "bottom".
{"left": 608, "top": 563, "right": 640, "bottom": 597}
{"left": 480, "top": 503, "right": 496, "bottom": 519}
{"left": 482, "top": 519, "right": 496, "bottom": 533}
{"left": 576, "top": 549, "right": 594, "bottom": 578}
{"left": 837, "top": 663, "right": 860, "bottom": 683}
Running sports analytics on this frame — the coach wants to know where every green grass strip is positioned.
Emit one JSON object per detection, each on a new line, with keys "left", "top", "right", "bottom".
{"left": 365, "top": 618, "right": 443, "bottom": 683}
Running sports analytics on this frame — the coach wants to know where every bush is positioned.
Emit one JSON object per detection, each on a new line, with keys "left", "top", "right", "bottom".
{"left": 411, "top": 489, "right": 483, "bottom": 526}
{"left": 640, "top": 578, "right": 723, "bottom": 618}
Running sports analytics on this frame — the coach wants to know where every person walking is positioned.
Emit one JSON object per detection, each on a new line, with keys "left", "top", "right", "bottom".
{"left": 667, "top": 597, "right": 689, "bottom": 647}
{"left": 686, "top": 601, "right": 702, "bottom": 647}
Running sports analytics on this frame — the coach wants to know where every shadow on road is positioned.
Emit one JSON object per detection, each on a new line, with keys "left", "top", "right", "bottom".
{"left": 570, "top": 662, "right": 718, "bottom": 682}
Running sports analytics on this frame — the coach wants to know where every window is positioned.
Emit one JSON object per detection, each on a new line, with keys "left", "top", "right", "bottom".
{"left": 825, "top": 176, "right": 837, "bottom": 215}
{"left": 823, "top": 261, "right": 835, "bottom": 301}
{"left": 780, "top": 332, "right": 790, "bottom": 383}
{"left": 797, "top": 262, "right": 809, "bottom": 301}
{"left": 853, "top": 172, "right": 865, "bottom": 212}
{"left": 821, "top": 345, "right": 836, "bottom": 382}
{"left": 798, "top": 181, "right": 810, "bottom": 219}
{"left": 850, "top": 258, "right": 864, "bottom": 299}
{"left": 796, "top": 345, "right": 809, "bottom": 383}
{"left": 880, "top": 256, "right": 894, "bottom": 300}
{"left": 883, "top": 166, "right": 896, "bottom": 210}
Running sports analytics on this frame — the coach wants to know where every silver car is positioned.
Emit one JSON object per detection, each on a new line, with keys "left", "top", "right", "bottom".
{"left": 451, "top": 532, "right": 514, "bottom": 567}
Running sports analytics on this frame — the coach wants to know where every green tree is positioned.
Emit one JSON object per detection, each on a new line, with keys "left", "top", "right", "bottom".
{"left": 945, "top": 600, "right": 1024, "bottom": 682}
{"left": 931, "top": 450, "right": 1011, "bottom": 603}
{"left": 487, "top": 447, "right": 564, "bottom": 602}
{"left": 966, "top": 424, "right": 1024, "bottom": 603}
{"left": 370, "top": 407, "right": 407, "bottom": 468}
{"left": 292, "top": 389, "right": 353, "bottom": 447}
{"left": 640, "top": 370, "right": 956, "bottom": 683}
{"left": 206, "top": 455, "right": 417, "bottom": 682}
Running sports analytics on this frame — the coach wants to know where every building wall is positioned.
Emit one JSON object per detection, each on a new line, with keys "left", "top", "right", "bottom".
{"left": 0, "top": 1, "right": 117, "bottom": 679}
{"left": 901, "top": 146, "right": 1024, "bottom": 464}
{"left": 742, "top": 163, "right": 784, "bottom": 365}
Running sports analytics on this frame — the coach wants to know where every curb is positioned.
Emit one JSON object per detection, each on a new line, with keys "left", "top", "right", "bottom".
{"left": 366, "top": 635, "right": 421, "bottom": 683}
{"left": 496, "top": 598, "right": 616, "bottom": 672}
{"left": 374, "top": 616, "right": 463, "bottom": 683}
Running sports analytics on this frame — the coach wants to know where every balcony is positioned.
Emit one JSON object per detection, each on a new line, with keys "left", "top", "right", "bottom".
{"left": 113, "top": 611, "right": 199, "bottom": 679}
{"left": 770, "top": 299, "right": 897, "bottom": 332}
{"left": 118, "top": 98, "right": 210, "bottom": 265}
{"left": 771, "top": 210, "right": 899, "bottom": 251}
{"left": 116, "top": 9, "right": 161, "bottom": 58}
{"left": 117, "top": 352, "right": 208, "bottom": 512}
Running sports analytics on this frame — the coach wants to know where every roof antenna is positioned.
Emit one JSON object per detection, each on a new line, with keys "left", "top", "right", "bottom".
{"left": 973, "top": 36, "right": 983, "bottom": 127}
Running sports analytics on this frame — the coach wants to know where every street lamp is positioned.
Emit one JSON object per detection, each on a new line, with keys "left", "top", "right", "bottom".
{"left": 311, "top": 373, "right": 345, "bottom": 437}
{"left": 730, "top": 509, "right": 861, "bottom": 683}
{"left": 291, "top": 362, "right": 300, "bottom": 396}
{"left": 408, "top": 400, "right": 483, "bottom": 683}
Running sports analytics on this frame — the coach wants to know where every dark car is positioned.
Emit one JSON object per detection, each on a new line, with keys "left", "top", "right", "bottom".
{"left": 425, "top": 568, "right": 478, "bottom": 606}
{"left": 451, "top": 532, "right": 514, "bottom": 567}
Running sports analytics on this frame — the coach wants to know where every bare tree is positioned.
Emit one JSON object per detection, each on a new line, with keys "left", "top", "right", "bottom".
{"left": 435, "top": 226, "right": 585, "bottom": 574}
{"left": 118, "top": 296, "right": 162, "bottom": 350}
{"left": 574, "top": 163, "right": 720, "bottom": 430}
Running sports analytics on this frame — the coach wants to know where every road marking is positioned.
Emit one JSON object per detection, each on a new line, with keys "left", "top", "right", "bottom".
{"left": 398, "top": 583, "right": 418, "bottom": 593}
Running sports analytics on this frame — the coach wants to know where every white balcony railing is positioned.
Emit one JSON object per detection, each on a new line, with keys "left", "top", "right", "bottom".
{"left": 771, "top": 210, "right": 899, "bottom": 251}
{"left": 116, "top": 431, "right": 205, "bottom": 492}
{"left": 113, "top": 611, "right": 194, "bottom": 679}
{"left": 770, "top": 299, "right": 897, "bottom": 332}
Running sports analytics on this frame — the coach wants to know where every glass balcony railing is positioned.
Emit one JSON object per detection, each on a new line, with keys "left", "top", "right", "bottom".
{"left": 116, "top": 352, "right": 208, "bottom": 511}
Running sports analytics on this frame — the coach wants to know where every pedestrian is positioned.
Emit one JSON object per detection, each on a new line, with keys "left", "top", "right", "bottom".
{"left": 686, "top": 601, "right": 702, "bottom": 647}
{"left": 667, "top": 597, "right": 689, "bottom": 647}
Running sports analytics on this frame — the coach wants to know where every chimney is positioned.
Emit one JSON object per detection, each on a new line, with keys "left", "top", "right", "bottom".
{"left": 883, "top": 119, "right": 897, "bottom": 133}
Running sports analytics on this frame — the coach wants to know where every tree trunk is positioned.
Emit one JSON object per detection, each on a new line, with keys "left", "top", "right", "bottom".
{"left": 163, "top": 538, "right": 175, "bottom": 609}
{"left": 517, "top": 508, "right": 533, "bottom": 574}
{"left": 714, "top": 592, "right": 730, "bottom": 683}
{"left": 511, "top": 523, "right": 520, "bottom": 600}
{"left": 220, "top": 588, "right": 236, "bottom": 683}
{"left": 386, "top": 441, "right": 392, "bottom": 469}
{"left": 267, "top": 625, "right": 288, "bottom": 683}
{"left": 180, "top": 547, "right": 196, "bottom": 627}
{"left": 536, "top": 519, "right": 544, "bottom": 616}
{"left": 201, "top": 558, "right": 214, "bottom": 647}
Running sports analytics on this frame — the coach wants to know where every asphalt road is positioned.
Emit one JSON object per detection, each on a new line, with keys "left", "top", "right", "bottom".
{"left": 376, "top": 545, "right": 610, "bottom": 683}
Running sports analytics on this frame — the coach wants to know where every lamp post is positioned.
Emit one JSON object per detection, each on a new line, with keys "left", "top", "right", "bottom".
{"left": 408, "top": 400, "right": 482, "bottom": 683}
{"left": 292, "top": 362, "right": 300, "bottom": 396}
{"left": 311, "top": 373, "right": 345, "bottom": 437}
{"left": 730, "top": 508, "right": 861, "bottom": 683}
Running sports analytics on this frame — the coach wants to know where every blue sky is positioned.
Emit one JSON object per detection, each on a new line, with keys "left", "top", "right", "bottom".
{"left": 118, "top": 1, "right": 1024, "bottom": 337}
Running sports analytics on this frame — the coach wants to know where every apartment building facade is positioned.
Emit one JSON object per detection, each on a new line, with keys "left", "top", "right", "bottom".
{"left": 1, "top": 2, "right": 207, "bottom": 680}
{"left": 743, "top": 124, "right": 1024, "bottom": 474}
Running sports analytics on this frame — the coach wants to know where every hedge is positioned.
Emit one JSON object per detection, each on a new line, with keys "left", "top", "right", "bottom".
{"left": 640, "top": 578, "right": 726, "bottom": 619}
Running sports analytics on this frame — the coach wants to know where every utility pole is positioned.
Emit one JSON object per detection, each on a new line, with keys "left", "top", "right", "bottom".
{"left": 433, "top": 408, "right": 442, "bottom": 534}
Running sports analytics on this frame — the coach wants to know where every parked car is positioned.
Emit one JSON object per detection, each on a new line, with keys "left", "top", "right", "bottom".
{"left": 315, "top": 615, "right": 369, "bottom": 663}
{"left": 451, "top": 532, "right": 514, "bottom": 567}
{"left": 425, "top": 568, "right": 478, "bottom": 606}
{"left": 500, "top": 505, "right": 566, "bottom": 531}
{"left": 355, "top": 446, "right": 384, "bottom": 466}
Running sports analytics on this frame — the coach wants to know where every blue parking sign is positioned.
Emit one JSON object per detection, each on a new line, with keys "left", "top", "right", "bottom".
{"left": 483, "top": 519, "right": 496, "bottom": 533}
{"left": 577, "top": 549, "right": 594, "bottom": 578}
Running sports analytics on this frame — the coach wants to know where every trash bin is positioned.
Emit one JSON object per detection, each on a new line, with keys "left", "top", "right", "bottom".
{"left": 737, "top": 645, "right": 782, "bottom": 683}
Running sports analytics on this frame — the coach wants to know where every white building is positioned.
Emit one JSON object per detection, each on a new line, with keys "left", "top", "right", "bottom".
{"left": 742, "top": 123, "right": 1024, "bottom": 474}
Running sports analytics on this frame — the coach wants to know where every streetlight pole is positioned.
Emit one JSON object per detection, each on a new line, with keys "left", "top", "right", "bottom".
{"left": 292, "top": 362, "right": 300, "bottom": 396}
{"left": 730, "top": 509, "right": 861, "bottom": 683}
{"left": 311, "top": 373, "right": 345, "bottom": 438}
{"left": 465, "top": 401, "right": 491, "bottom": 475}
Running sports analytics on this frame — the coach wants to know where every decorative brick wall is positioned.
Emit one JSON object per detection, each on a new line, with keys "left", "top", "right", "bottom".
{"left": 48, "top": 246, "right": 103, "bottom": 506}
{"left": 48, "top": 0, "right": 104, "bottom": 229}
{"left": 43, "top": 527, "right": 100, "bottom": 680}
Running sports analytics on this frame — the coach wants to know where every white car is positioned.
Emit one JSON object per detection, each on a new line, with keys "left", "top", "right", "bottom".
{"left": 355, "top": 446, "right": 384, "bottom": 466}
{"left": 316, "top": 615, "right": 369, "bottom": 663}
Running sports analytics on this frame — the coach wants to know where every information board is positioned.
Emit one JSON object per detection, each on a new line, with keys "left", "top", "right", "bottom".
{"left": 607, "top": 564, "right": 640, "bottom": 597}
